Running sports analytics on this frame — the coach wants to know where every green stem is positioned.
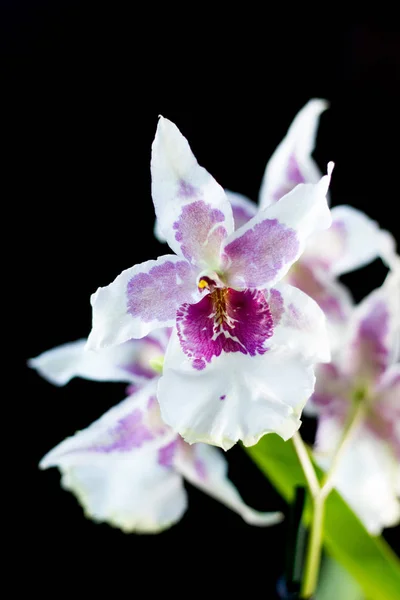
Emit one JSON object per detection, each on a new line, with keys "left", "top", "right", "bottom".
{"left": 292, "top": 431, "right": 319, "bottom": 499}
{"left": 301, "top": 496, "right": 325, "bottom": 598}
{"left": 291, "top": 401, "right": 365, "bottom": 598}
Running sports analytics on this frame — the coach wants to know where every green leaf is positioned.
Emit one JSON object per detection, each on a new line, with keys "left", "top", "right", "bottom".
{"left": 316, "top": 556, "right": 365, "bottom": 600}
{"left": 245, "top": 434, "right": 400, "bottom": 600}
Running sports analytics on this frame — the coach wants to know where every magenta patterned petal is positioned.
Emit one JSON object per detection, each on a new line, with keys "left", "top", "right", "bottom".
{"left": 127, "top": 258, "right": 196, "bottom": 321}
{"left": 176, "top": 288, "right": 273, "bottom": 370}
{"left": 150, "top": 117, "right": 234, "bottom": 264}
{"left": 87, "top": 255, "right": 199, "bottom": 350}
{"left": 172, "top": 199, "right": 229, "bottom": 268}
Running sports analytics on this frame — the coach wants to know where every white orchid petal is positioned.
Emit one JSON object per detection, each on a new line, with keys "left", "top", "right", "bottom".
{"left": 28, "top": 336, "right": 168, "bottom": 386}
{"left": 176, "top": 442, "right": 283, "bottom": 526}
{"left": 285, "top": 262, "right": 354, "bottom": 352}
{"left": 266, "top": 282, "right": 330, "bottom": 363}
{"left": 304, "top": 205, "right": 392, "bottom": 276}
{"left": 87, "top": 255, "right": 199, "bottom": 350}
{"left": 222, "top": 166, "right": 333, "bottom": 289}
{"left": 151, "top": 117, "right": 234, "bottom": 269}
{"left": 158, "top": 329, "right": 315, "bottom": 450}
{"left": 315, "top": 418, "right": 400, "bottom": 535}
{"left": 40, "top": 382, "right": 187, "bottom": 533}
{"left": 259, "top": 99, "right": 328, "bottom": 208}
{"left": 342, "top": 270, "right": 400, "bottom": 380}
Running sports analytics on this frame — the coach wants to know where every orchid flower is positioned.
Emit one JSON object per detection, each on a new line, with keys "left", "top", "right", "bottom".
{"left": 224, "top": 99, "right": 397, "bottom": 350}
{"left": 305, "top": 268, "right": 400, "bottom": 535}
{"left": 86, "top": 116, "right": 333, "bottom": 450}
{"left": 29, "top": 331, "right": 283, "bottom": 533}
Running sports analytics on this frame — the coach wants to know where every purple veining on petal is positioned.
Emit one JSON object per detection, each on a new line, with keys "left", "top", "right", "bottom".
{"left": 173, "top": 200, "right": 228, "bottom": 265}
{"left": 158, "top": 439, "right": 178, "bottom": 467}
{"left": 272, "top": 154, "right": 306, "bottom": 201}
{"left": 287, "top": 262, "right": 347, "bottom": 321}
{"left": 266, "top": 288, "right": 284, "bottom": 325}
{"left": 351, "top": 300, "right": 389, "bottom": 379}
{"left": 223, "top": 219, "right": 299, "bottom": 288}
{"left": 89, "top": 409, "right": 154, "bottom": 453}
{"left": 177, "top": 288, "right": 273, "bottom": 370}
{"left": 127, "top": 260, "right": 194, "bottom": 322}
{"left": 194, "top": 458, "right": 207, "bottom": 481}
{"left": 178, "top": 180, "right": 198, "bottom": 198}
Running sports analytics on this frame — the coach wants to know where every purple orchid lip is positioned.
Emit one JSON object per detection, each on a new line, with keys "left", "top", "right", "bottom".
{"left": 177, "top": 287, "right": 274, "bottom": 370}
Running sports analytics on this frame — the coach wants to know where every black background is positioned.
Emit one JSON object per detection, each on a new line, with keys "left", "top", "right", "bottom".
{"left": 4, "top": 7, "right": 400, "bottom": 598}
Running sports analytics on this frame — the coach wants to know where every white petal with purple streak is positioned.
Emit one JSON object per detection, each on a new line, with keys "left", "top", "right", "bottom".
{"left": 151, "top": 117, "right": 234, "bottom": 269}
{"left": 175, "top": 442, "right": 283, "bottom": 526}
{"left": 304, "top": 205, "right": 392, "bottom": 276}
{"left": 259, "top": 99, "right": 328, "bottom": 208}
{"left": 341, "top": 271, "right": 400, "bottom": 381}
{"left": 28, "top": 335, "right": 168, "bottom": 386}
{"left": 40, "top": 381, "right": 187, "bottom": 533}
{"left": 87, "top": 255, "right": 199, "bottom": 350}
{"left": 285, "top": 262, "right": 354, "bottom": 351}
{"left": 314, "top": 417, "right": 400, "bottom": 535}
{"left": 158, "top": 329, "right": 315, "bottom": 450}
{"left": 222, "top": 165, "right": 333, "bottom": 289}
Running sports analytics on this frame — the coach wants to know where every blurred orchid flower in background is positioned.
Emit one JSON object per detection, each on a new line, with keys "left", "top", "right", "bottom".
{"left": 86, "top": 116, "right": 333, "bottom": 450}
{"left": 306, "top": 268, "right": 400, "bottom": 534}
{"left": 29, "top": 330, "right": 283, "bottom": 533}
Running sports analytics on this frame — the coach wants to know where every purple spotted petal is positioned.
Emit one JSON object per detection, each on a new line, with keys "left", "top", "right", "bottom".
{"left": 172, "top": 199, "right": 229, "bottom": 268}
{"left": 222, "top": 168, "right": 332, "bottom": 289}
{"left": 222, "top": 218, "right": 299, "bottom": 289}
{"left": 87, "top": 255, "right": 198, "bottom": 350}
{"left": 150, "top": 117, "right": 234, "bottom": 265}
{"left": 176, "top": 288, "right": 273, "bottom": 370}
